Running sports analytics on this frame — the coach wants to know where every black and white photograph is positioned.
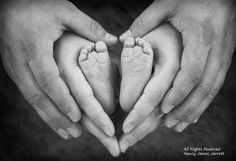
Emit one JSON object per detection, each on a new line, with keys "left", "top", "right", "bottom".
{"left": 0, "top": 0, "right": 236, "bottom": 160}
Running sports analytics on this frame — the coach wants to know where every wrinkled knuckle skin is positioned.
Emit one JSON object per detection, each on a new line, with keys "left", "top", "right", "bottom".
{"left": 131, "top": 16, "right": 144, "bottom": 34}
{"left": 131, "top": 131, "right": 140, "bottom": 141}
{"left": 136, "top": 16, "right": 144, "bottom": 27}
{"left": 27, "top": 93, "right": 48, "bottom": 109}
{"left": 37, "top": 72, "right": 56, "bottom": 91}
{"left": 90, "top": 19, "right": 104, "bottom": 36}
{"left": 179, "top": 108, "right": 195, "bottom": 123}
{"left": 209, "top": 88, "right": 220, "bottom": 98}
{"left": 199, "top": 80, "right": 215, "bottom": 98}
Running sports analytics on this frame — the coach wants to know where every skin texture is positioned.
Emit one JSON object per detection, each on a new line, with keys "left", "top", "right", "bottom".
{"left": 119, "top": 24, "right": 182, "bottom": 153}
{"left": 78, "top": 41, "right": 116, "bottom": 115}
{"left": 0, "top": 0, "right": 117, "bottom": 140}
{"left": 120, "top": 0, "right": 236, "bottom": 140}
{"left": 120, "top": 37, "right": 153, "bottom": 112}
{"left": 54, "top": 33, "right": 120, "bottom": 156}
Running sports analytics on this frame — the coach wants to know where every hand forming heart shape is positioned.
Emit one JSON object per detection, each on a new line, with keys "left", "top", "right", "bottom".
{"left": 1, "top": 0, "right": 235, "bottom": 157}
{"left": 54, "top": 23, "right": 182, "bottom": 156}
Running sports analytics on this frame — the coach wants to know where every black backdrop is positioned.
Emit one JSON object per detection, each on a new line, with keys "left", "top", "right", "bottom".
{"left": 0, "top": 0, "right": 236, "bottom": 161}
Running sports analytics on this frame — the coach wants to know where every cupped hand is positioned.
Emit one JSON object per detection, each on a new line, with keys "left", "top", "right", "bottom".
{"left": 120, "top": 0, "right": 236, "bottom": 132}
{"left": 54, "top": 32, "right": 119, "bottom": 156}
{"left": 0, "top": 0, "right": 117, "bottom": 139}
{"left": 119, "top": 24, "right": 182, "bottom": 152}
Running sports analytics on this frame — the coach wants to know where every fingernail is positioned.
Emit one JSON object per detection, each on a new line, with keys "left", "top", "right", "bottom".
{"left": 57, "top": 129, "right": 69, "bottom": 139}
{"left": 109, "top": 147, "right": 119, "bottom": 157}
{"left": 124, "top": 124, "right": 133, "bottom": 134}
{"left": 120, "top": 30, "right": 132, "bottom": 41}
{"left": 166, "top": 119, "right": 179, "bottom": 128}
{"left": 193, "top": 118, "right": 199, "bottom": 123}
{"left": 104, "top": 127, "right": 114, "bottom": 137}
{"left": 67, "top": 127, "right": 79, "bottom": 138}
{"left": 176, "top": 122, "right": 189, "bottom": 132}
{"left": 164, "top": 105, "right": 175, "bottom": 113}
{"left": 106, "top": 33, "right": 118, "bottom": 42}
{"left": 120, "top": 141, "right": 129, "bottom": 153}
{"left": 109, "top": 149, "right": 115, "bottom": 157}
{"left": 67, "top": 112, "right": 78, "bottom": 123}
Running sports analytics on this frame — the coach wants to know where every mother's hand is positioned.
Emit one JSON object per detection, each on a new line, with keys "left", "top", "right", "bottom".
{"left": 120, "top": 0, "right": 236, "bottom": 132}
{"left": 54, "top": 33, "right": 119, "bottom": 156}
{"left": 0, "top": 0, "right": 117, "bottom": 139}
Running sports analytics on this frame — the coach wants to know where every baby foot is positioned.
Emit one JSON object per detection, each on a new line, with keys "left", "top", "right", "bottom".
{"left": 120, "top": 37, "right": 153, "bottom": 112}
{"left": 79, "top": 41, "right": 115, "bottom": 115}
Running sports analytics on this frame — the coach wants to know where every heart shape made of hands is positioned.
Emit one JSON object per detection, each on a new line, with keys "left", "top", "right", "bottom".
{"left": 54, "top": 23, "right": 182, "bottom": 156}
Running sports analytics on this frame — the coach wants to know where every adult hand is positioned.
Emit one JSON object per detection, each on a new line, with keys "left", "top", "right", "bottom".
{"left": 54, "top": 33, "right": 118, "bottom": 156}
{"left": 119, "top": 24, "right": 181, "bottom": 152}
{"left": 120, "top": 0, "right": 236, "bottom": 133}
{"left": 0, "top": 0, "right": 117, "bottom": 139}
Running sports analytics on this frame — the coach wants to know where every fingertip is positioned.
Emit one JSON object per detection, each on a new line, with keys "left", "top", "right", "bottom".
{"left": 162, "top": 105, "right": 174, "bottom": 114}
{"left": 119, "top": 138, "right": 129, "bottom": 153}
{"left": 104, "top": 125, "right": 115, "bottom": 137}
{"left": 110, "top": 138, "right": 120, "bottom": 157}
{"left": 105, "top": 33, "right": 118, "bottom": 45}
{"left": 119, "top": 30, "right": 132, "bottom": 43}
{"left": 164, "top": 118, "right": 179, "bottom": 128}
{"left": 175, "top": 122, "right": 189, "bottom": 132}
{"left": 57, "top": 128, "right": 70, "bottom": 140}
{"left": 123, "top": 123, "right": 133, "bottom": 134}
{"left": 67, "top": 110, "right": 81, "bottom": 123}
{"left": 67, "top": 126, "right": 81, "bottom": 138}
{"left": 193, "top": 118, "right": 198, "bottom": 123}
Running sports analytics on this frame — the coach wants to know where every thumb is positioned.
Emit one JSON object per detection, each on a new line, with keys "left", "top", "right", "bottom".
{"left": 60, "top": 2, "right": 117, "bottom": 46}
{"left": 120, "top": 0, "right": 174, "bottom": 42}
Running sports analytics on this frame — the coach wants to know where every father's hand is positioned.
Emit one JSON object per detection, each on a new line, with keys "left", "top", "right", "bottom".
{"left": 120, "top": 0, "right": 236, "bottom": 132}
{"left": 0, "top": 0, "right": 117, "bottom": 139}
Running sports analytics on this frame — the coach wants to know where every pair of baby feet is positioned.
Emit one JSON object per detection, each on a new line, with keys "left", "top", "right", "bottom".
{"left": 78, "top": 37, "right": 153, "bottom": 114}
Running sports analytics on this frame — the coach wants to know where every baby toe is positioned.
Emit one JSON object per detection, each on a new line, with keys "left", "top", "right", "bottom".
{"left": 136, "top": 37, "right": 145, "bottom": 47}
{"left": 78, "top": 53, "right": 87, "bottom": 63}
{"left": 79, "top": 48, "right": 88, "bottom": 63}
{"left": 95, "top": 41, "right": 107, "bottom": 52}
{"left": 124, "top": 37, "right": 135, "bottom": 48}
{"left": 85, "top": 43, "right": 95, "bottom": 52}
{"left": 143, "top": 43, "right": 153, "bottom": 55}
{"left": 81, "top": 48, "right": 88, "bottom": 55}
{"left": 87, "top": 51, "right": 98, "bottom": 63}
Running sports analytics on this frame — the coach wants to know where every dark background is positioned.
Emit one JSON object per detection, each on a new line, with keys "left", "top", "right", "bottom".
{"left": 0, "top": 0, "right": 236, "bottom": 161}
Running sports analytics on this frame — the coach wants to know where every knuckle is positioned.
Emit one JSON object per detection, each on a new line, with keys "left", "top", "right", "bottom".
{"left": 37, "top": 71, "right": 56, "bottom": 91}
{"left": 179, "top": 108, "right": 195, "bottom": 123}
{"left": 91, "top": 111, "right": 103, "bottom": 123}
{"left": 131, "top": 131, "right": 141, "bottom": 141}
{"left": 28, "top": 92, "right": 47, "bottom": 108}
{"left": 90, "top": 19, "right": 105, "bottom": 36}
{"left": 131, "top": 15, "right": 144, "bottom": 34}
{"left": 209, "top": 87, "right": 220, "bottom": 98}
{"left": 186, "top": 66, "right": 202, "bottom": 85}
{"left": 136, "top": 16, "right": 144, "bottom": 27}
{"left": 172, "top": 88, "right": 187, "bottom": 105}
{"left": 199, "top": 80, "right": 215, "bottom": 98}
{"left": 21, "top": 38, "right": 36, "bottom": 54}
